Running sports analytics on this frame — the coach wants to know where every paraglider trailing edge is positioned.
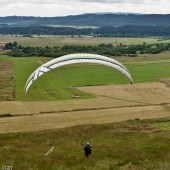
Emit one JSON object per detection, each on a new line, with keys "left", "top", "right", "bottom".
{"left": 25, "top": 53, "right": 133, "bottom": 95}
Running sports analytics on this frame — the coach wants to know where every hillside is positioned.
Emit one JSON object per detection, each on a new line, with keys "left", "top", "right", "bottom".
{"left": 1, "top": 13, "right": 170, "bottom": 26}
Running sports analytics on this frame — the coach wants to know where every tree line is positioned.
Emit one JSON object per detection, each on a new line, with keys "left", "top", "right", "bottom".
{"left": 0, "top": 26, "right": 170, "bottom": 36}
{"left": 6, "top": 42, "right": 170, "bottom": 57}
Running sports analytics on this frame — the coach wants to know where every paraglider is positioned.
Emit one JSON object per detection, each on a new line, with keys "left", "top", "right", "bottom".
{"left": 82, "top": 142, "right": 92, "bottom": 159}
{"left": 25, "top": 53, "right": 133, "bottom": 94}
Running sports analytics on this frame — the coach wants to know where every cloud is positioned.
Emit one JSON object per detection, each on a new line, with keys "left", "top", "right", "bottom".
{"left": 0, "top": 0, "right": 165, "bottom": 5}
{"left": 80, "top": 0, "right": 142, "bottom": 4}
{"left": 0, "top": 0, "right": 61, "bottom": 5}
{"left": 0, "top": 0, "right": 169, "bottom": 16}
{"left": 0, "top": 0, "right": 145, "bottom": 5}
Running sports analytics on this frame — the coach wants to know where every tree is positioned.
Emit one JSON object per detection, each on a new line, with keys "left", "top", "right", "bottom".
{"left": 5, "top": 43, "right": 13, "bottom": 49}
{"left": 13, "top": 41, "right": 17, "bottom": 48}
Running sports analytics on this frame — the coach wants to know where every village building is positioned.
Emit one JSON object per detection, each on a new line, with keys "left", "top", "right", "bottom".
{"left": 0, "top": 42, "right": 5, "bottom": 50}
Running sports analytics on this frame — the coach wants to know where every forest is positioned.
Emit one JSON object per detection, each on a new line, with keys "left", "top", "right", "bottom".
{"left": 0, "top": 25, "right": 170, "bottom": 37}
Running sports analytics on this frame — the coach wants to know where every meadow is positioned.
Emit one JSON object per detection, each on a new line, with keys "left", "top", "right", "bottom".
{"left": 0, "top": 118, "right": 169, "bottom": 170}
{"left": 1, "top": 35, "right": 170, "bottom": 47}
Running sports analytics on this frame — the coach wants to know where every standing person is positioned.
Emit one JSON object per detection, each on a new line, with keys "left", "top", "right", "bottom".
{"left": 82, "top": 142, "right": 92, "bottom": 158}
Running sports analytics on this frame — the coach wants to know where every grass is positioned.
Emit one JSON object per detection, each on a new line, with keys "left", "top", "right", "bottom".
{"left": 128, "top": 62, "right": 170, "bottom": 83}
{"left": 0, "top": 60, "right": 14, "bottom": 101}
{"left": 1, "top": 36, "right": 170, "bottom": 47}
{"left": 0, "top": 38, "right": 170, "bottom": 170}
{"left": 54, "top": 61, "right": 170, "bottom": 86}
{"left": 0, "top": 104, "right": 169, "bottom": 133}
{"left": 0, "top": 118, "right": 169, "bottom": 170}
{"left": 153, "top": 119, "right": 170, "bottom": 129}
{"left": 13, "top": 59, "right": 170, "bottom": 100}
{"left": 0, "top": 55, "right": 118, "bottom": 101}
{"left": 15, "top": 56, "right": 170, "bottom": 101}
{"left": 1, "top": 56, "right": 93, "bottom": 101}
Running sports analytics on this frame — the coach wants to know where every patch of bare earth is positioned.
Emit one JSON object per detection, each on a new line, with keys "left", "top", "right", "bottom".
{"left": 0, "top": 61, "right": 14, "bottom": 101}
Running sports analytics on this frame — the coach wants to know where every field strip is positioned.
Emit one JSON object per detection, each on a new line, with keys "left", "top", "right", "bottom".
{"left": 0, "top": 61, "right": 14, "bottom": 101}
{"left": 96, "top": 94, "right": 150, "bottom": 105}
{"left": 0, "top": 103, "right": 169, "bottom": 118}
{"left": 78, "top": 82, "right": 170, "bottom": 105}
{"left": 123, "top": 60, "right": 170, "bottom": 64}
{"left": 0, "top": 105, "right": 169, "bottom": 134}
{"left": 0, "top": 97, "right": 146, "bottom": 116}
{"left": 0, "top": 81, "right": 170, "bottom": 133}
{"left": 1, "top": 82, "right": 170, "bottom": 115}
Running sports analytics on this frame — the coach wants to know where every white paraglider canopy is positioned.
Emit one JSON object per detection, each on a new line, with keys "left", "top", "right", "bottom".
{"left": 25, "top": 53, "right": 133, "bottom": 94}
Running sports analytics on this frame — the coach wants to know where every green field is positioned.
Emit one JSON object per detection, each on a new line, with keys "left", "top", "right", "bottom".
{"left": 1, "top": 54, "right": 170, "bottom": 101}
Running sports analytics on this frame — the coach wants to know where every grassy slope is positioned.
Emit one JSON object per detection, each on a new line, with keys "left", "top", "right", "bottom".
{"left": 0, "top": 118, "right": 169, "bottom": 170}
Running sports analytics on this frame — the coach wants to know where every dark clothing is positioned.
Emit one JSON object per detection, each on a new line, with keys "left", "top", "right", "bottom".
{"left": 83, "top": 144, "right": 92, "bottom": 158}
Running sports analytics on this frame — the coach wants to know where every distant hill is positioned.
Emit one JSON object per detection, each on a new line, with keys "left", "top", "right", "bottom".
{"left": 0, "top": 13, "right": 170, "bottom": 26}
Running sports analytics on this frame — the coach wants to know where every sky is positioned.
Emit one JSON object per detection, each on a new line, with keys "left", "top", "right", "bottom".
{"left": 0, "top": 0, "right": 170, "bottom": 17}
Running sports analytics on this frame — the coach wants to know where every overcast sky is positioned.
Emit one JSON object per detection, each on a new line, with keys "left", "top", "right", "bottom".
{"left": 0, "top": 0, "right": 169, "bottom": 17}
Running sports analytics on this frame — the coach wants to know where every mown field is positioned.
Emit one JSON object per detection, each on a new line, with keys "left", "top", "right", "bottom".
{"left": 1, "top": 35, "right": 170, "bottom": 47}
